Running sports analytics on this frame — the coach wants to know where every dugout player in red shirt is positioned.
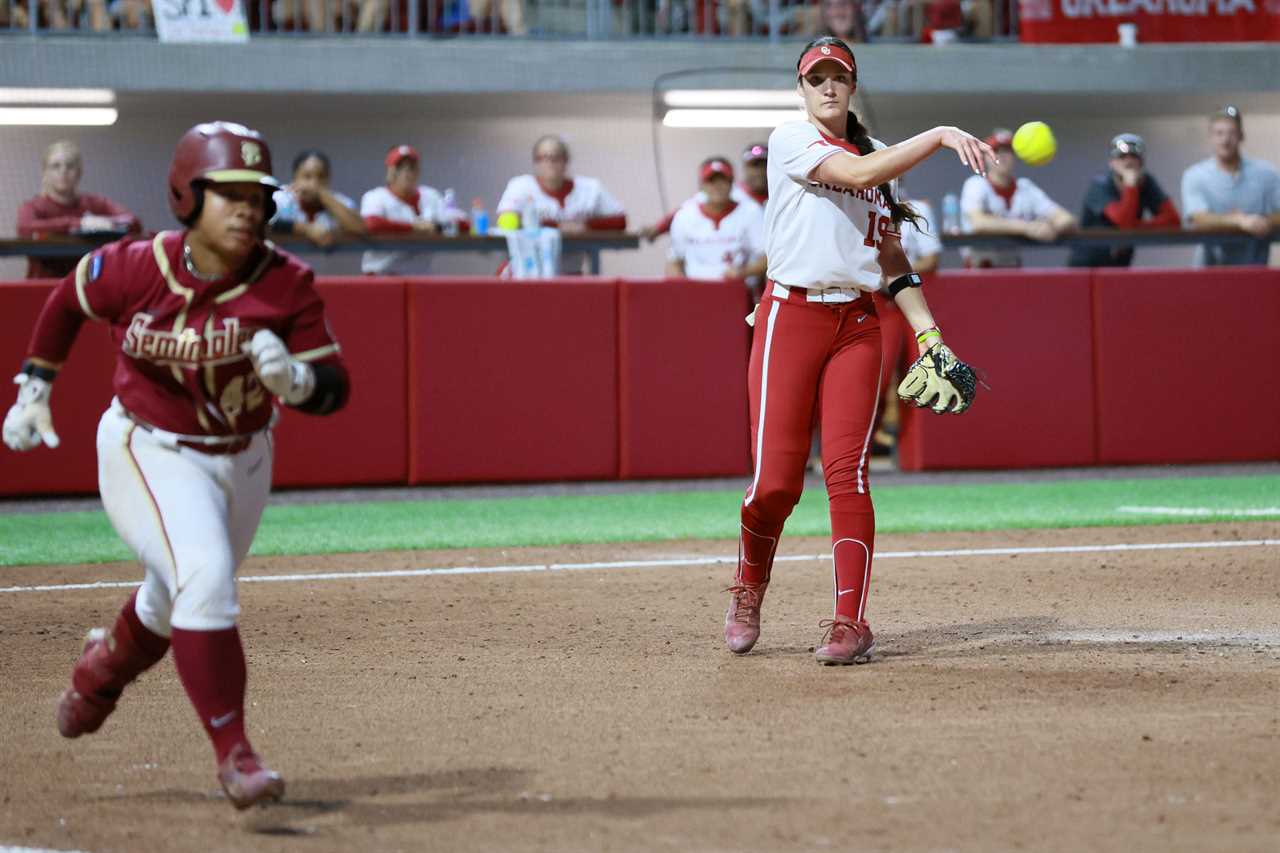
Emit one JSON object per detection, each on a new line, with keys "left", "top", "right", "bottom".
{"left": 2, "top": 122, "right": 350, "bottom": 810}
{"left": 17, "top": 140, "right": 141, "bottom": 280}
{"left": 725, "top": 38, "right": 987, "bottom": 664}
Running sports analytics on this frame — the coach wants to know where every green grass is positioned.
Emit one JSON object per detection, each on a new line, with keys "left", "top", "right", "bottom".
{"left": 2, "top": 475, "right": 1277, "bottom": 568}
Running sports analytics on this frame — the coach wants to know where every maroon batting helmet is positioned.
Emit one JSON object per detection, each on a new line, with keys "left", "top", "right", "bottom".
{"left": 168, "top": 121, "right": 280, "bottom": 225}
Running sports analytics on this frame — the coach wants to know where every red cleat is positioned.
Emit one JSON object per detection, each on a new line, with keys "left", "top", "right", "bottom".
{"left": 814, "top": 616, "right": 875, "bottom": 665}
{"left": 218, "top": 743, "right": 285, "bottom": 810}
{"left": 56, "top": 629, "right": 120, "bottom": 738}
{"left": 723, "top": 583, "right": 768, "bottom": 654}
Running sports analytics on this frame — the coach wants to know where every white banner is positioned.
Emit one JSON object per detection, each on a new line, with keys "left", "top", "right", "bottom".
{"left": 154, "top": 0, "right": 250, "bottom": 43}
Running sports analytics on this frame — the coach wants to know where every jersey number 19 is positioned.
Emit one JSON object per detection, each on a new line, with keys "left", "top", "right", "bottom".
{"left": 862, "top": 211, "right": 893, "bottom": 250}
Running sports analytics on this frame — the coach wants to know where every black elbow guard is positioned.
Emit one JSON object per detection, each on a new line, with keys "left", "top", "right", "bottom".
{"left": 290, "top": 362, "right": 349, "bottom": 415}
{"left": 887, "top": 272, "right": 923, "bottom": 298}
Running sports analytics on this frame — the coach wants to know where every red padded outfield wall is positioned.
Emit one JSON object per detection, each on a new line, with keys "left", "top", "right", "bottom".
{"left": 2, "top": 269, "right": 1275, "bottom": 496}
{"left": 897, "top": 270, "right": 1098, "bottom": 471}
{"left": 271, "top": 278, "right": 409, "bottom": 487}
{"left": 1091, "top": 268, "right": 1280, "bottom": 465}
{"left": 407, "top": 278, "right": 620, "bottom": 483}
{"left": 618, "top": 280, "right": 751, "bottom": 478}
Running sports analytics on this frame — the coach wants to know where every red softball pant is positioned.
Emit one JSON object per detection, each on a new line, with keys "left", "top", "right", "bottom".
{"left": 738, "top": 283, "right": 882, "bottom": 623}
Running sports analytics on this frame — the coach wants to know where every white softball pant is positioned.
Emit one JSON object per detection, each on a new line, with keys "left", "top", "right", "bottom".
{"left": 96, "top": 401, "right": 272, "bottom": 635}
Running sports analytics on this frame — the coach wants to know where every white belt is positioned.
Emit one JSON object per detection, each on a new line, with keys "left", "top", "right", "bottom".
{"left": 771, "top": 282, "right": 864, "bottom": 304}
{"left": 112, "top": 398, "right": 268, "bottom": 448}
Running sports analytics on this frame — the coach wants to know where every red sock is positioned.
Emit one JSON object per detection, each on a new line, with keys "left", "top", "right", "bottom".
{"left": 830, "top": 497, "right": 875, "bottom": 622}
{"left": 72, "top": 591, "right": 169, "bottom": 699}
{"left": 170, "top": 626, "right": 250, "bottom": 764}
{"left": 737, "top": 508, "right": 783, "bottom": 586}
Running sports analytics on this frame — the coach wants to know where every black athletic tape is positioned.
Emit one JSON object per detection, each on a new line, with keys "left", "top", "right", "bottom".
{"left": 20, "top": 360, "right": 58, "bottom": 383}
{"left": 289, "top": 362, "right": 349, "bottom": 415}
{"left": 887, "top": 272, "right": 923, "bottom": 298}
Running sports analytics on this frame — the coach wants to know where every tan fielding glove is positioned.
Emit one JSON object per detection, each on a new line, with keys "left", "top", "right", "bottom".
{"left": 898, "top": 342, "right": 979, "bottom": 415}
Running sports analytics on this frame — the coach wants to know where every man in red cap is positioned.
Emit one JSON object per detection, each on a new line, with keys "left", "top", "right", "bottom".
{"left": 642, "top": 142, "right": 770, "bottom": 243}
{"left": 666, "top": 156, "right": 765, "bottom": 282}
{"left": 959, "top": 127, "right": 1075, "bottom": 267}
{"left": 359, "top": 144, "right": 447, "bottom": 275}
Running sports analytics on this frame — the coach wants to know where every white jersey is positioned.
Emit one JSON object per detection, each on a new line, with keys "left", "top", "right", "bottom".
{"left": 497, "top": 174, "right": 626, "bottom": 274}
{"left": 960, "top": 175, "right": 1061, "bottom": 267}
{"left": 359, "top": 184, "right": 445, "bottom": 275}
{"left": 764, "top": 121, "right": 897, "bottom": 291}
{"left": 668, "top": 201, "right": 765, "bottom": 281}
{"left": 900, "top": 198, "right": 942, "bottom": 266}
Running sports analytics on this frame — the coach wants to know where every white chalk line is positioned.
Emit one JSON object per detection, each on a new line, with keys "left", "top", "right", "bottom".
{"left": 0, "top": 847, "right": 94, "bottom": 853}
{"left": 1, "top": 538, "right": 1277, "bottom": 595}
{"left": 1117, "top": 505, "right": 1280, "bottom": 517}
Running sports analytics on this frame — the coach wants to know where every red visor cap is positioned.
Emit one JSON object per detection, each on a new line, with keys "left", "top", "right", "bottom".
{"left": 385, "top": 144, "right": 420, "bottom": 168}
{"left": 798, "top": 44, "right": 856, "bottom": 76}
{"left": 985, "top": 129, "right": 1014, "bottom": 150}
{"left": 700, "top": 159, "right": 734, "bottom": 182}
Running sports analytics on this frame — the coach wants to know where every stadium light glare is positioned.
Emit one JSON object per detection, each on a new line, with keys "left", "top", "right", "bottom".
{"left": 662, "top": 109, "right": 805, "bottom": 129}
{"left": 0, "top": 88, "right": 117, "bottom": 105}
{"left": 662, "top": 90, "right": 802, "bottom": 108}
{"left": 0, "top": 108, "right": 119, "bottom": 127}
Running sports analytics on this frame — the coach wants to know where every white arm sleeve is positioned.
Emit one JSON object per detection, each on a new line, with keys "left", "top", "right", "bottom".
{"left": 770, "top": 121, "right": 846, "bottom": 184}
{"left": 496, "top": 177, "right": 524, "bottom": 214}
{"left": 959, "top": 175, "right": 986, "bottom": 231}
{"left": 1022, "top": 180, "right": 1064, "bottom": 219}
{"left": 359, "top": 188, "right": 385, "bottom": 218}
{"left": 592, "top": 181, "right": 626, "bottom": 217}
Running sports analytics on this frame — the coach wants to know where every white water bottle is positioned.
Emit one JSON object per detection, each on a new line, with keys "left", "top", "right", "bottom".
{"left": 942, "top": 193, "right": 961, "bottom": 235}
{"left": 442, "top": 188, "right": 460, "bottom": 237}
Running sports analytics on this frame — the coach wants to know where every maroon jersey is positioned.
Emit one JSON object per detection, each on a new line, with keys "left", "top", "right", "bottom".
{"left": 17, "top": 192, "right": 142, "bottom": 279}
{"left": 25, "top": 230, "right": 344, "bottom": 438}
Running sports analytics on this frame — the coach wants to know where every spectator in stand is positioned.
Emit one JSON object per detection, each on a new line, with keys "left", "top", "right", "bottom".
{"left": 271, "top": 150, "right": 366, "bottom": 248}
{"left": 905, "top": 0, "right": 990, "bottom": 42}
{"left": 666, "top": 157, "right": 766, "bottom": 282}
{"left": 1181, "top": 106, "right": 1280, "bottom": 267}
{"left": 17, "top": 140, "right": 140, "bottom": 279}
{"left": 467, "top": 0, "right": 527, "bottom": 34}
{"left": 814, "top": 0, "right": 867, "bottom": 42}
{"left": 110, "top": 0, "right": 151, "bottom": 29}
{"left": 496, "top": 135, "right": 627, "bottom": 275}
{"left": 359, "top": 144, "right": 445, "bottom": 275}
{"left": 1068, "top": 133, "right": 1180, "bottom": 268}
{"left": 643, "top": 142, "right": 769, "bottom": 242}
{"left": 960, "top": 127, "right": 1074, "bottom": 268}
{"left": 1, "top": 1, "right": 30, "bottom": 27}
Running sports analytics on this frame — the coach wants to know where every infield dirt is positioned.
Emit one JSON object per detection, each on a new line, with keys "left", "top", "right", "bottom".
{"left": 2, "top": 522, "right": 1278, "bottom": 853}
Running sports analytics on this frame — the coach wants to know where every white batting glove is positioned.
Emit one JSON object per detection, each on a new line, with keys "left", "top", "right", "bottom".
{"left": 3, "top": 374, "right": 61, "bottom": 451}
{"left": 242, "top": 330, "right": 315, "bottom": 406}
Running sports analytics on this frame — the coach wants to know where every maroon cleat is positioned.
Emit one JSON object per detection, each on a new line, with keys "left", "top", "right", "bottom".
{"left": 723, "top": 583, "right": 768, "bottom": 655}
{"left": 814, "top": 616, "right": 875, "bottom": 665}
{"left": 56, "top": 629, "right": 120, "bottom": 738}
{"left": 218, "top": 743, "right": 285, "bottom": 810}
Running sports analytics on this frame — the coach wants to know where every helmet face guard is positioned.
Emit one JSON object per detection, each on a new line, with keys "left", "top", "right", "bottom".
{"left": 168, "top": 121, "right": 280, "bottom": 227}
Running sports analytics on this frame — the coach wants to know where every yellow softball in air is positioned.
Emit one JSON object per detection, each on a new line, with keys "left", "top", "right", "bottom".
{"left": 1012, "top": 121, "right": 1057, "bottom": 167}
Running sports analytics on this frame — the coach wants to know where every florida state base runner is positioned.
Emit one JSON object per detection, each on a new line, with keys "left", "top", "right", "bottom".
{"left": 2, "top": 121, "right": 350, "bottom": 809}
